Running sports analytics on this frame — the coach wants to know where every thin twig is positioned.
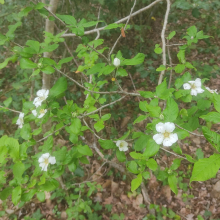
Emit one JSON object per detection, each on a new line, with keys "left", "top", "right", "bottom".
{"left": 108, "top": 0, "right": 137, "bottom": 58}
{"left": 62, "top": 0, "right": 163, "bottom": 37}
{"left": 158, "top": 0, "right": 171, "bottom": 85}
{"left": 175, "top": 124, "right": 204, "bottom": 137}
{"left": 80, "top": 96, "right": 127, "bottom": 118}
{"left": 55, "top": 68, "right": 140, "bottom": 96}
{"left": 129, "top": 73, "right": 140, "bottom": 102}
{"left": 87, "top": 44, "right": 109, "bottom": 63}
{"left": 0, "top": 105, "right": 21, "bottom": 114}
{"left": 166, "top": 43, "right": 185, "bottom": 46}
{"left": 161, "top": 147, "right": 187, "bottom": 160}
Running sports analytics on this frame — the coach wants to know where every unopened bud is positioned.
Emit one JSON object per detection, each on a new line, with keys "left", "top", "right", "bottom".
{"left": 113, "top": 58, "right": 120, "bottom": 67}
{"left": 72, "top": 112, "right": 77, "bottom": 117}
{"left": 159, "top": 114, "right": 164, "bottom": 120}
{"left": 38, "top": 63, "right": 42, "bottom": 68}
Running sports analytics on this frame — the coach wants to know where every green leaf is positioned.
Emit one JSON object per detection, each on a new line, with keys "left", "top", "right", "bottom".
{"left": 94, "top": 120, "right": 104, "bottom": 132}
{"left": 170, "top": 159, "right": 181, "bottom": 170}
{"left": 20, "top": 58, "right": 37, "bottom": 69}
{"left": 143, "top": 139, "right": 160, "bottom": 158}
{"left": 98, "top": 139, "right": 116, "bottom": 150}
{"left": 20, "top": 123, "right": 32, "bottom": 140}
{"left": 101, "top": 114, "right": 111, "bottom": 121}
{"left": 58, "top": 57, "right": 73, "bottom": 65}
{"left": 99, "top": 65, "right": 115, "bottom": 76}
{"left": 68, "top": 162, "right": 76, "bottom": 172}
{"left": 86, "top": 63, "right": 105, "bottom": 75}
{"left": 202, "top": 126, "right": 220, "bottom": 151}
{"left": 168, "top": 175, "right": 178, "bottom": 195}
{"left": 0, "top": 187, "right": 12, "bottom": 200}
{"left": 200, "top": 112, "right": 220, "bottom": 123}
{"left": 39, "top": 179, "right": 59, "bottom": 191}
{"left": 122, "top": 53, "right": 145, "bottom": 66}
{"left": 117, "top": 68, "right": 128, "bottom": 77}
{"left": 116, "top": 149, "right": 126, "bottom": 162}
{"left": 6, "top": 138, "right": 19, "bottom": 161}
{"left": 37, "top": 191, "right": 45, "bottom": 202}
{"left": 190, "top": 154, "right": 220, "bottom": 183}
{"left": 40, "top": 44, "right": 59, "bottom": 53}
{"left": 130, "top": 152, "right": 143, "bottom": 159}
{"left": 156, "top": 80, "right": 172, "bottom": 100}
{"left": 134, "top": 135, "right": 150, "bottom": 151}
{"left": 197, "top": 99, "right": 211, "bottom": 111}
{"left": 163, "top": 98, "right": 179, "bottom": 122}
{"left": 77, "top": 145, "right": 93, "bottom": 156}
{"left": 12, "top": 186, "right": 21, "bottom": 205}
{"left": 133, "top": 115, "right": 147, "bottom": 125}
{"left": 156, "top": 65, "right": 166, "bottom": 71}
{"left": 41, "top": 65, "right": 55, "bottom": 74}
{"left": 34, "top": 2, "right": 45, "bottom": 9}
{"left": 146, "top": 158, "right": 158, "bottom": 171}
{"left": 56, "top": 14, "right": 77, "bottom": 25}
{"left": 3, "top": 97, "right": 12, "bottom": 107}
{"left": 104, "top": 23, "right": 123, "bottom": 30}
{"left": 70, "top": 118, "right": 82, "bottom": 134}
{"left": 21, "top": 189, "right": 37, "bottom": 202}
{"left": 184, "top": 154, "right": 197, "bottom": 163}
{"left": 187, "top": 26, "right": 197, "bottom": 37}
{"left": 196, "top": 148, "right": 204, "bottom": 160}
{"left": 139, "top": 101, "right": 148, "bottom": 112}
{"left": 146, "top": 104, "right": 161, "bottom": 117}
{"left": 127, "top": 161, "right": 139, "bottom": 174}
{"left": 142, "top": 171, "right": 150, "bottom": 180}
{"left": 26, "top": 40, "right": 40, "bottom": 53}
{"left": 154, "top": 45, "right": 162, "bottom": 54}
{"left": 138, "top": 91, "right": 154, "bottom": 99}
{"left": 0, "top": 0, "right": 5, "bottom": 4}
{"left": 175, "top": 64, "right": 185, "bottom": 73}
{"left": 167, "top": 31, "right": 176, "bottom": 40}
{"left": 13, "top": 162, "right": 25, "bottom": 183}
{"left": 49, "top": 77, "right": 67, "bottom": 98}
{"left": 213, "top": 94, "right": 220, "bottom": 113}
{"left": 131, "top": 174, "right": 142, "bottom": 192}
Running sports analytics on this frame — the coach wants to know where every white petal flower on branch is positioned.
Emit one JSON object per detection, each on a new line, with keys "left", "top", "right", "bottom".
{"left": 38, "top": 153, "right": 56, "bottom": 171}
{"left": 205, "top": 86, "right": 218, "bottom": 94}
{"left": 153, "top": 122, "right": 178, "bottom": 147}
{"left": 113, "top": 58, "right": 120, "bottom": 67}
{"left": 116, "top": 140, "right": 128, "bottom": 151}
{"left": 16, "top": 112, "right": 24, "bottom": 128}
{"left": 32, "top": 109, "right": 47, "bottom": 118}
{"left": 33, "top": 89, "right": 49, "bottom": 107}
{"left": 183, "top": 78, "right": 204, "bottom": 96}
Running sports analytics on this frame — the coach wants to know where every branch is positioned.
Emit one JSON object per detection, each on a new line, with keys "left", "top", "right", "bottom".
{"left": 55, "top": 68, "right": 140, "bottom": 96}
{"left": 161, "top": 147, "right": 187, "bottom": 160}
{"left": 158, "top": 0, "right": 171, "bottom": 85}
{"left": 61, "top": 0, "right": 163, "bottom": 38}
{"left": 167, "top": 40, "right": 173, "bottom": 89}
{"left": 175, "top": 124, "right": 204, "bottom": 137}
{"left": 0, "top": 105, "right": 21, "bottom": 114}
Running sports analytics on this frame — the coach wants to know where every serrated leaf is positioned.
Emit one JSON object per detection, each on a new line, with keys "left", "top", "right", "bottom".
{"left": 133, "top": 115, "right": 147, "bottom": 125}
{"left": 20, "top": 58, "right": 37, "bottom": 69}
{"left": 200, "top": 112, "right": 220, "bottom": 123}
{"left": 77, "top": 145, "right": 93, "bottom": 156}
{"left": 131, "top": 174, "right": 142, "bottom": 192}
{"left": 12, "top": 186, "right": 21, "bottom": 205}
{"left": 163, "top": 98, "right": 179, "bottom": 122}
{"left": 168, "top": 175, "right": 178, "bottom": 195}
{"left": 190, "top": 154, "right": 220, "bottom": 183}
{"left": 122, "top": 53, "right": 145, "bottom": 66}
{"left": 98, "top": 139, "right": 116, "bottom": 149}
{"left": 49, "top": 77, "right": 67, "bottom": 98}
{"left": 146, "top": 158, "right": 157, "bottom": 171}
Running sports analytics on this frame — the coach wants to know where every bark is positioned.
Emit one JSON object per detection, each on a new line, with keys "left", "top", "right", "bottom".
{"left": 42, "top": 0, "right": 60, "bottom": 90}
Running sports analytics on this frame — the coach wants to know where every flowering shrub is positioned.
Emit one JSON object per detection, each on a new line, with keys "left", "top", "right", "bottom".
{"left": 0, "top": 1, "right": 220, "bottom": 219}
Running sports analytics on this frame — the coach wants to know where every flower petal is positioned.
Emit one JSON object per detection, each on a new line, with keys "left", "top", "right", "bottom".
{"left": 153, "top": 134, "right": 164, "bottom": 144}
{"left": 37, "top": 89, "right": 46, "bottom": 97}
{"left": 194, "top": 78, "right": 202, "bottom": 87}
{"left": 164, "top": 122, "right": 175, "bottom": 133}
{"left": 32, "top": 110, "right": 37, "bottom": 116}
{"left": 196, "top": 87, "right": 204, "bottom": 94}
{"left": 169, "top": 133, "right": 178, "bottom": 144}
{"left": 156, "top": 122, "right": 165, "bottom": 133}
{"left": 49, "top": 156, "right": 56, "bottom": 164}
{"left": 42, "top": 153, "right": 50, "bottom": 159}
{"left": 190, "top": 89, "right": 197, "bottom": 96}
{"left": 163, "top": 138, "right": 173, "bottom": 147}
{"left": 116, "top": 140, "right": 122, "bottom": 147}
{"left": 119, "top": 146, "right": 128, "bottom": 152}
{"left": 183, "top": 83, "right": 191, "bottom": 90}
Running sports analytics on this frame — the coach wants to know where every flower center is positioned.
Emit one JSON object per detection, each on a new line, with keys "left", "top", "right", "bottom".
{"left": 40, "top": 109, "right": 46, "bottom": 114}
{"left": 191, "top": 83, "right": 196, "bottom": 89}
{"left": 119, "top": 143, "right": 124, "bottom": 148}
{"left": 44, "top": 158, "right": 49, "bottom": 165}
{"left": 39, "top": 96, "right": 46, "bottom": 101}
{"left": 163, "top": 131, "right": 170, "bottom": 138}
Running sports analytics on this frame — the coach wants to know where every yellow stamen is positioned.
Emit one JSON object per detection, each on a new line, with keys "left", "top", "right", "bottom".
{"left": 44, "top": 158, "right": 49, "bottom": 165}
{"left": 163, "top": 131, "right": 170, "bottom": 138}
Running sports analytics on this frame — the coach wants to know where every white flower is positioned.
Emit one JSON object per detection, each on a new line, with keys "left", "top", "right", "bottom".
{"left": 16, "top": 112, "right": 24, "bottom": 128}
{"left": 116, "top": 140, "right": 128, "bottom": 151}
{"left": 205, "top": 86, "right": 218, "bottom": 94}
{"left": 113, "top": 58, "right": 120, "bottom": 67}
{"left": 38, "top": 153, "right": 56, "bottom": 171}
{"left": 32, "top": 109, "right": 47, "bottom": 118}
{"left": 153, "top": 122, "right": 178, "bottom": 147}
{"left": 33, "top": 89, "right": 49, "bottom": 107}
{"left": 183, "top": 78, "right": 204, "bottom": 96}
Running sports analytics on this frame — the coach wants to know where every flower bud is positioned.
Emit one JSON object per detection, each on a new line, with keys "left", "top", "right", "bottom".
{"left": 38, "top": 63, "right": 42, "bottom": 68}
{"left": 168, "top": 169, "right": 172, "bottom": 174}
{"left": 72, "top": 112, "right": 77, "bottom": 117}
{"left": 113, "top": 58, "right": 120, "bottom": 67}
{"left": 191, "top": 36, "right": 194, "bottom": 39}
{"left": 159, "top": 114, "right": 164, "bottom": 120}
